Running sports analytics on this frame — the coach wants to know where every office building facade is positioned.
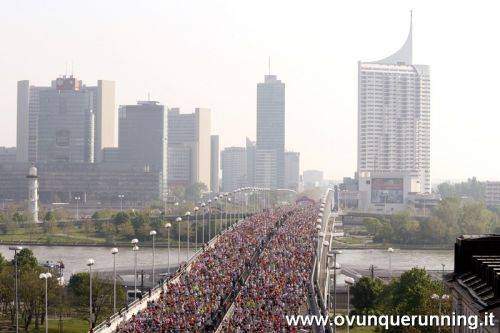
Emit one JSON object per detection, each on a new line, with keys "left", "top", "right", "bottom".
{"left": 256, "top": 74, "right": 285, "bottom": 189}
{"left": 210, "top": 135, "right": 220, "bottom": 193}
{"left": 221, "top": 147, "right": 247, "bottom": 192}
{"left": 119, "top": 101, "right": 168, "bottom": 198}
{"left": 358, "top": 17, "right": 431, "bottom": 193}
{"left": 167, "top": 108, "right": 211, "bottom": 189}
{"left": 284, "top": 151, "right": 300, "bottom": 191}
{"left": 16, "top": 76, "right": 116, "bottom": 163}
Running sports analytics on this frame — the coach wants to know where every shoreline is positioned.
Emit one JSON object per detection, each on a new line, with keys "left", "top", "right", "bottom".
{"left": 0, "top": 240, "right": 195, "bottom": 248}
{"left": 0, "top": 239, "right": 454, "bottom": 250}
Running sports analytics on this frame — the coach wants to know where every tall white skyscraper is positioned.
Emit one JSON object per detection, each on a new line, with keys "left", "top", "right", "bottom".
{"left": 357, "top": 15, "right": 430, "bottom": 193}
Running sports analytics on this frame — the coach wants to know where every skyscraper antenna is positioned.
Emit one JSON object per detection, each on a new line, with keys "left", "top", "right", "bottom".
{"left": 268, "top": 56, "right": 271, "bottom": 75}
{"left": 65, "top": 62, "right": 68, "bottom": 77}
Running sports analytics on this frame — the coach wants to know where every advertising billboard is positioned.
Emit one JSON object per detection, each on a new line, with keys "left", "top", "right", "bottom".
{"left": 371, "top": 178, "right": 404, "bottom": 204}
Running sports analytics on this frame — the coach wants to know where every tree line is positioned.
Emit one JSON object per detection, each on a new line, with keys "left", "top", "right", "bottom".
{"left": 364, "top": 198, "right": 498, "bottom": 244}
{"left": 0, "top": 249, "right": 126, "bottom": 331}
{"left": 351, "top": 268, "right": 450, "bottom": 333}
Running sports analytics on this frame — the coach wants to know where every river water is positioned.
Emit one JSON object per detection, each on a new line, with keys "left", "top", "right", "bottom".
{"left": 0, "top": 244, "right": 196, "bottom": 280}
{"left": 0, "top": 245, "right": 453, "bottom": 280}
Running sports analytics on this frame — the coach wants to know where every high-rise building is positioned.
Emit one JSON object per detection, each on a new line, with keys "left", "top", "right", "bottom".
{"left": 37, "top": 77, "right": 95, "bottom": 163}
{"left": 167, "top": 108, "right": 211, "bottom": 189}
{"left": 210, "top": 135, "right": 220, "bottom": 193}
{"left": 254, "top": 149, "right": 277, "bottom": 189}
{"left": 119, "top": 101, "right": 168, "bottom": 198}
{"left": 246, "top": 138, "right": 256, "bottom": 187}
{"left": 284, "top": 151, "right": 300, "bottom": 191}
{"left": 357, "top": 16, "right": 430, "bottom": 193}
{"left": 221, "top": 147, "right": 247, "bottom": 192}
{"left": 86, "top": 80, "right": 116, "bottom": 162}
{"left": 16, "top": 76, "right": 116, "bottom": 163}
{"left": 256, "top": 74, "right": 285, "bottom": 189}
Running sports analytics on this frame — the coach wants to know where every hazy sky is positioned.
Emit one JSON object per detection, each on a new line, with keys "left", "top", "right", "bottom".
{"left": 1, "top": 0, "right": 499, "bottom": 181}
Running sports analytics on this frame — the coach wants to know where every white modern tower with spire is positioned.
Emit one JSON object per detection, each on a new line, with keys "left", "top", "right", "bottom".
{"left": 357, "top": 13, "right": 430, "bottom": 193}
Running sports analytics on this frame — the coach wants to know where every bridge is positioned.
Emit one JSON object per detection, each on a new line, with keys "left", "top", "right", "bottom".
{"left": 90, "top": 188, "right": 447, "bottom": 333}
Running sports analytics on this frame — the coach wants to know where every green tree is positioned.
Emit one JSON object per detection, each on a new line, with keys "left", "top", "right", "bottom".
{"left": 14, "top": 248, "right": 38, "bottom": 268}
{"left": 351, "top": 277, "right": 384, "bottom": 314}
{"left": 363, "top": 217, "right": 382, "bottom": 235}
{"left": 68, "top": 272, "right": 126, "bottom": 327}
{"left": 185, "top": 182, "right": 208, "bottom": 202}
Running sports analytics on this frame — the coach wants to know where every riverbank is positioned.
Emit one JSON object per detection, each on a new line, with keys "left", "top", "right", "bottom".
{"left": 330, "top": 238, "right": 454, "bottom": 250}
{"left": 0, "top": 238, "right": 195, "bottom": 248}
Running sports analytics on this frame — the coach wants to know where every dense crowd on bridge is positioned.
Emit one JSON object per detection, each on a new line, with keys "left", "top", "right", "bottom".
{"left": 222, "top": 207, "right": 316, "bottom": 332}
{"left": 115, "top": 207, "right": 293, "bottom": 332}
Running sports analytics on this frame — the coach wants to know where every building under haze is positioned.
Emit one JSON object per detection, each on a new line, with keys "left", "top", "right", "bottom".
{"left": 118, "top": 101, "right": 168, "bottom": 199}
{"left": 16, "top": 76, "right": 116, "bottom": 163}
{"left": 357, "top": 16, "right": 430, "bottom": 194}
{"left": 167, "top": 108, "right": 211, "bottom": 189}
{"left": 210, "top": 135, "right": 220, "bottom": 193}
{"left": 303, "top": 169, "right": 324, "bottom": 189}
{"left": 256, "top": 74, "right": 285, "bottom": 189}
{"left": 221, "top": 147, "right": 247, "bottom": 192}
{"left": 284, "top": 151, "right": 300, "bottom": 191}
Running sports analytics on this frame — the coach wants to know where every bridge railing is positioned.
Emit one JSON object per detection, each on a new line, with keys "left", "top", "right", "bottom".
{"left": 91, "top": 227, "right": 225, "bottom": 333}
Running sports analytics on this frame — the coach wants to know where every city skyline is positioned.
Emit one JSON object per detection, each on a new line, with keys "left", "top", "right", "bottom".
{"left": 1, "top": 1, "right": 500, "bottom": 181}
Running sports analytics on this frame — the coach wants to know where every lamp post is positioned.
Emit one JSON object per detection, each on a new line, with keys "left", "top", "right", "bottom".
{"left": 227, "top": 197, "right": 232, "bottom": 228}
{"left": 87, "top": 258, "right": 95, "bottom": 329}
{"left": 131, "top": 239, "right": 139, "bottom": 301}
{"left": 219, "top": 194, "right": 224, "bottom": 233}
{"left": 175, "top": 217, "right": 182, "bottom": 265}
{"left": 118, "top": 194, "right": 124, "bottom": 212}
{"left": 74, "top": 196, "right": 81, "bottom": 220}
{"left": 431, "top": 293, "right": 450, "bottom": 333}
{"left": 214, "top": 196, "right": 219, "bottom": 235}
{"left": 224, "top": 193, "right": 229, "bottom": 229}
{"left": 207, "top": 200, "right": 212, "bottom": 240}
{"left": 345, "top": 277, "right": 355, "bottom": 333}
{"left": 150, "top": 230, "right": 157, "bottom": 286}
{"left": 111, "top": 248, "right": 118, "bottom": 314}
{"left": 328, "top": 249, "right": 343, "bottom": 330}
{"left": 201, "top": 203, "right": 206, "bottom": 244}
{"left": 387, "top": 247, "right": 394, "bottom": 278}
{"left": 165, "top": 222, "right": 172, "bottom": 276}
{"left": 185, "top": 211, "right": 191, "bottom": 261}
{"left": 194, "top": 206, "right": 199, "bottom": 247}
{"left": 39, "top": 272, "right": 52, "bottom": 333}
{"left": 9, "top": 246, "right": 22, "bottom": 333}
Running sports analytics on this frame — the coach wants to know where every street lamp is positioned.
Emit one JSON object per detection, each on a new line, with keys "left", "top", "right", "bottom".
{"left": 207, "top": 200, "right": 212, "bottom": 240}
{"left": 387, "top": 247, "right": 394, "bottom": 278}
{"left": 345, "top": 277, "right": 355, "bottom": 333}
{"left": 219, "top": 194, "right": 224, "bottom": 233}
{"left": 131, "top": 239, "right": 139, "bottom": 301}
{"left": 214, "top": 197, "right": 219, "bottom": 235}
{"left": 328, "top": 249, "right": 343, "bottom": 328}
{"left": 201, "top": 203, "right": 206, "bottom": 244}
{"left": 194, "top": 206, "right": 199, "bottom": 247}
{"left": 165, "top": 222, "right": 172, "bottom": 276}
{"left": 9, "top": 245, "right": 22, "bottom": 333}
{"left": 431, "top": 293, "right": 450, "bottom": 333}
{"left": 185, "top": 211, "right": 191, "bottom": 261}
{"left": 150, "top": 230, "right": 157, "bottom": 286}
{"left": 227, "top": 197, "right": 232, "bottom": 228}
{"left": 111, "top": 248, "right": 118, "bottom": 314}
{"left": 87, "top": 258, "right": 95, "bottom": 329}
{"left": 39, "top": 272, "right": 52, "bottom": 333}
{"left": 74, "top": 196, "right": 81, "bottom": 220}
{"left": 118, "top": 194, "right": 124, "bottom": 212}
{"left": 175, "top": 217, "right": 182, "bottom": 265}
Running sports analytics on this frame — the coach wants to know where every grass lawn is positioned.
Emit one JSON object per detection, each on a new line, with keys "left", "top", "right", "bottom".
{"left": 28, "top": 318, "right": 88, "bottom": 333}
